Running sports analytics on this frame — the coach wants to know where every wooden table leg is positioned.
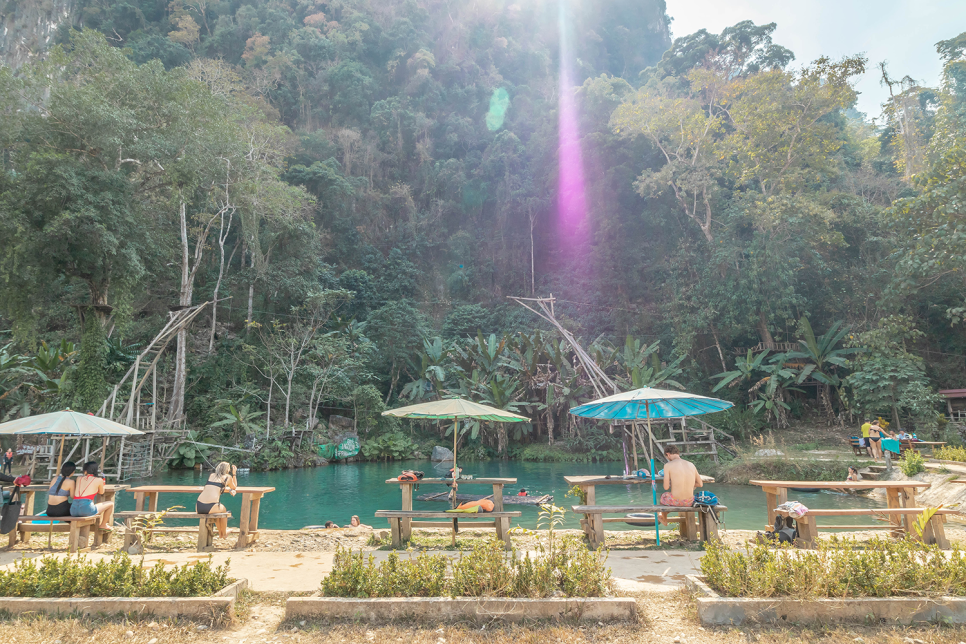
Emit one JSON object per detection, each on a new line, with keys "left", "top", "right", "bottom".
{"left": 699, "top": 509, "right": 719, "bottom": 542}
{"left": 390, "top": 518, "right": 401, "bottom": 549}
{"left": 400, "top": 483, "right": 413, "bottom": 542}
{"left": 886, "top": 488, "right": 903, "bottom": 533}
{"left": 679, "top": 512, "right": 698, "bottom": 541}
{"left": 123, "top": 519, "right": 135, "bottom": 549}
{"left": 68, "top": 522, "right": 80, "bottom": 554}
{"left": 763, "top": 486, "right": 786, "bottom": 527}
{"left": 899, "top": 487, "right": 916, "bottom": 535}
{"left": 592, "top": 513, "right": 605, "bottom": 550}
{"left": 235, "top": 493, "right": 252, "bottom": 549}
{"left": 8, "top": 524, "right": 18, "bottom": 548}
{"left": 148, "top": 492, "right": 159, "bottom": 512}
{"left": 134, "top": 492, "right": 145, "bottom": 512}
{"left": 24, "top": 491, "right": 36, "bottom": 516}
{"left": 248, "top": 495, "right": 262, "bottom": 544}
{"left": 921, "top": 514, "right": 949, "bottom": 549}
{"left": 795, "top": 514, "right": 817, "bottom": 548}
{"left": 584, "top": 485, "right": 596, "bottom": 506}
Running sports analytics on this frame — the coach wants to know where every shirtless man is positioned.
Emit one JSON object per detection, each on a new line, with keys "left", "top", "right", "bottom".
{"left": 658, "top": 445, "right": 703, "bottom": 525}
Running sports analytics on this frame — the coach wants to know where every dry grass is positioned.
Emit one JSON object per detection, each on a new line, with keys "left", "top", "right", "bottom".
{"left": 5, "top": 589, "right": 966, "bottom": 644}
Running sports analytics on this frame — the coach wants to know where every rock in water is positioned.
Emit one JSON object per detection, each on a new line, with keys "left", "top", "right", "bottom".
{"left": 431, "top": 446, "right": 454, "bottom": 461}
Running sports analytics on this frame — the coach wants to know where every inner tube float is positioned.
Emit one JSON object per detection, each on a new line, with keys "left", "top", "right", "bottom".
{"left": 624, "top": 513, "right": 657, "bottom": 526}
{"left": 790, "top": 487, "right": 821, "bottom": 493}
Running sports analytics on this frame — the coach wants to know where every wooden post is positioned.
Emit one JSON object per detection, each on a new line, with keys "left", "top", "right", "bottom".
{"left": 630, "top": 424, "right": 639, "bottom": 470}
{"left": 100, "top": 437, "right": 109, "bottom": 473}
{"left": 55, "top": 436, "right": 65, "bottom": 473}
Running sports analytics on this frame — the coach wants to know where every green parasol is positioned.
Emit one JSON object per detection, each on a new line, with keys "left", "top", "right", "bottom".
{"left": 382, "top": 398, "right": 529, "bottom": 507}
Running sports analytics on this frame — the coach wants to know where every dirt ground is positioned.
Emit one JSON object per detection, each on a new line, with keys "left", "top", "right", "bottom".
{"left": 3, "top": 588, "right": 966, "bottom": 644}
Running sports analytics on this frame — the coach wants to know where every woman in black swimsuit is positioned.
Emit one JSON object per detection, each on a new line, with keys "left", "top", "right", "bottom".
{"left": 195, "top": 462, "right": 237, "bottom": 539}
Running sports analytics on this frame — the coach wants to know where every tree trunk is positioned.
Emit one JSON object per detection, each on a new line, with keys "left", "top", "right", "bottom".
{"left": 247, "top": 246, "right": 255, "bottom": 326}
{"left": 208, "top": 212, "right": 234, "bottom": 354}
{"left": 758, "top": 311, "right": 776, "bottom": 350}
{"left": 168, "top": 201, "right": 191, "bottom": 423}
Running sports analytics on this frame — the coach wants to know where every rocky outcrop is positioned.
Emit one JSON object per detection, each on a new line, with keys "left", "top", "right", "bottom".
{"left": 1, "top": 0, "right": 78, "bottom": 70}
{"left": 431, "top": 446, "right": 454, "bottom": 462}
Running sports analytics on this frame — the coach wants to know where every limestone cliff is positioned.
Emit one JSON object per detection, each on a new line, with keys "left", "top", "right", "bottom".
{"left": 1, "top": 0, "right": 78, "bottom": 69}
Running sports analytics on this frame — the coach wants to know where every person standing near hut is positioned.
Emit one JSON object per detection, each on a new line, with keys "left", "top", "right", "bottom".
{"left": 1, "top": 447, "right": 12, "bottom": 475}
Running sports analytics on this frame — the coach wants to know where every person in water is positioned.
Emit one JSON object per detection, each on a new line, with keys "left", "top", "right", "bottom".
{"left": 517, "top": 488, "right": 528, "bottom": 497}
{"left": 47, "top": 461, "right": 76, "bottom": 518}
{"left": 350, "top": 515, "right": 361, "bottom": 527}
{"left": 835, "top": 466, "right": 862, "bottom": 494}
{"left": 70, "top": 462, "right": 115, "bottom": 529}
{"left": 324, "top": 521, "right": 339, "bottom": 529}
{"left": 658, "top": 445, "right": 703, "bottom": 526}
{"left": 195, "top": 462, "right": 237, "bottom": 539}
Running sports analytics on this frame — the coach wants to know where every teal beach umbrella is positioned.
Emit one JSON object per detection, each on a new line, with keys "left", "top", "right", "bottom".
{"left": 569, "top": 387, "right": 733, "bottom": 545}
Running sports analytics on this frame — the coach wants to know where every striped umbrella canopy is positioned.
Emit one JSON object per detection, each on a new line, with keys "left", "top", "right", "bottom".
{"left": 0, "top": 410, "right": 143, "bottom": 474}
{"left": 569, "top": 387, "right": 732, "bottom": 545}
{"left": 569, "top": 387, "right": 733, "bottom": 420}
{"left": 0, "top": 410, "right": 144, "bottom": 436}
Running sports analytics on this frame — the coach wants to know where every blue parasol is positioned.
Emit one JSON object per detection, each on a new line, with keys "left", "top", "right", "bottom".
{"left": 569, "top": 387, "right": 733, "bottom": 545}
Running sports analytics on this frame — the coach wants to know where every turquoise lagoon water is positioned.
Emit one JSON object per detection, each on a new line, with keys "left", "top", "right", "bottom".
{"left": 36, "top": 459, "right": 886, "bottom": 532}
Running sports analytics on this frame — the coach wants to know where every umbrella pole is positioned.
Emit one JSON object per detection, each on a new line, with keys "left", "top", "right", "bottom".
{"left": 452, "top": 417, "right": 459, "bottom": 544}
{"left": 648, "top": 405, "right": 659, "bottom": 546}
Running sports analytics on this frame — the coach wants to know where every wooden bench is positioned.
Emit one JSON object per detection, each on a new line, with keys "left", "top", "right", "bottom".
{"left": 777, "top": 507, "right": 959, "bottom": 549}
{"left": 116, "top": 511, "right": 232, "bottom": 552}
{"left": 8, "top": 512, "right": 110, "bottom": 553}
{"left": 374, "top": 510, "right": 522, "bottom": 549}
{"left": 571, "top": 504, "right": 727, "bottom": 550}
{"left": 849, "top": 437, "right": 868, "bottom": 456}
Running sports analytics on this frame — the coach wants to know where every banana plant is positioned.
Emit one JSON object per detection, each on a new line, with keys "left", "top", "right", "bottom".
{"left": 401, "top": 337, "right": 450, "bottom": 401}
{"left": 712, "top": 349, "right": 772, "bottom": 393}
{"left": 785, "top": 317, "right": 858, "bottom": 416}
{"left": 210, "top": 402, "right": 266, "bottom": 442}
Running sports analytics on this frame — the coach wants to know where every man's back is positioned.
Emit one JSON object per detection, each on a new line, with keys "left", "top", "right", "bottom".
{"left": 664, "top": 457, "right": 700, "bottom": 502}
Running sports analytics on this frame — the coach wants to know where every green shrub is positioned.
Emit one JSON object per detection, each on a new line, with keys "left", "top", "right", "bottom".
{"left": 0, "top": 552, "right": 231, "bottom": 598}
{"left": 898, "top": 450, "right": 926, "bottom": 476}
{"left": 701, "top": 537, "right": 966, "bottom": 598}
{"left": 321, "top": 529, "right": 611, "bottom": 598}
{"left": 936, "top": 445, "right": 966, "bottom": 462}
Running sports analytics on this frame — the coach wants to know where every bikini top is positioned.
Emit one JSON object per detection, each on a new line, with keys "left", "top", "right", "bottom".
{"left": 48, "top": 476, "right": 71, "bottom": 497}
{"left": 205, "top": 477, "right": 227, "bottom": 493}
{"left": 74, "top": 475, "right": 101, "bottom": 500}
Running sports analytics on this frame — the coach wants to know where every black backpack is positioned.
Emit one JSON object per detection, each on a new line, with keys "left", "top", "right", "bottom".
{"left": 772, "top": 514, "right": 798, "bottom": 544}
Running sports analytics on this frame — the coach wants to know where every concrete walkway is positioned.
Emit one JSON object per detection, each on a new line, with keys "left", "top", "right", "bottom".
{"left": 0, "top": 548, "right": 702, "bottom": 593}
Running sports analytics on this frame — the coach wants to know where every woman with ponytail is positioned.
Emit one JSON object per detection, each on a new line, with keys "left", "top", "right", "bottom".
{"left": 47, "top": 461, "right": 76, "bottom": 517}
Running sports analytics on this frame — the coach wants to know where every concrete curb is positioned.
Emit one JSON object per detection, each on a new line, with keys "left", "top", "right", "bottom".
{"left": 285, "top": 596, "right": 636, "bottom": 623}
{"left": 0, "top": 578, "right": 247, "bottom": 620}
{"left": 686, "top": 575, "right": 966, "bottom": 625}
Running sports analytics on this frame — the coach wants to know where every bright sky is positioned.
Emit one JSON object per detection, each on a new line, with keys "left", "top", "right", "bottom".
{"left": 664, "top": 0, "right": 966, "bottom": 120}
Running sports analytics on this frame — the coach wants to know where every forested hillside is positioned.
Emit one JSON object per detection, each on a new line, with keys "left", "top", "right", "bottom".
{"left": 1, "top": 0, "right": 965, "bottom": 466}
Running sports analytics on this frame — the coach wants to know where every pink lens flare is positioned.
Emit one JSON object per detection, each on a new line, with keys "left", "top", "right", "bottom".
{"left": 556, "top": 1, "right": 587, "bottom": 247}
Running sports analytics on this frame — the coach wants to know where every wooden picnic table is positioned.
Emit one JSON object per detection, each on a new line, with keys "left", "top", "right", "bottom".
{"left": 385, "top": 477, "right": 517, "bottom": 544}
{"left": 19, "top": 483, "right": 129, "bottom": 517}
{"left": 563, "top": 474, "right": 716, "bottom": 505}
{"left": 126, "top": 485, "right": 275, "bottom": 549}
{"left": 564, "top": 475, "right": 717, "bottom": 547}
{"left": 749, "top": 479, "right": 931, "bottom": 534}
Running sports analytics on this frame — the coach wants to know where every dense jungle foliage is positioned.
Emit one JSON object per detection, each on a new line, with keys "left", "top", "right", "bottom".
{"left": 0, "top": 1, "right": 965, "bottom": 466}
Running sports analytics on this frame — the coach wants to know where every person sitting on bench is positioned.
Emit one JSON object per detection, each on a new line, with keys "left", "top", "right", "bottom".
{"left": 47, "top": 461, "right": 76, "bottom": 518}
{"left": 71, "top": 462, "right": 115, "bottom": 529}
{"left": 658, "top": 445, "right": 703, "bottom": 526}
{"left": 196, "top": 461, "right": 237, "bottom": 539}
